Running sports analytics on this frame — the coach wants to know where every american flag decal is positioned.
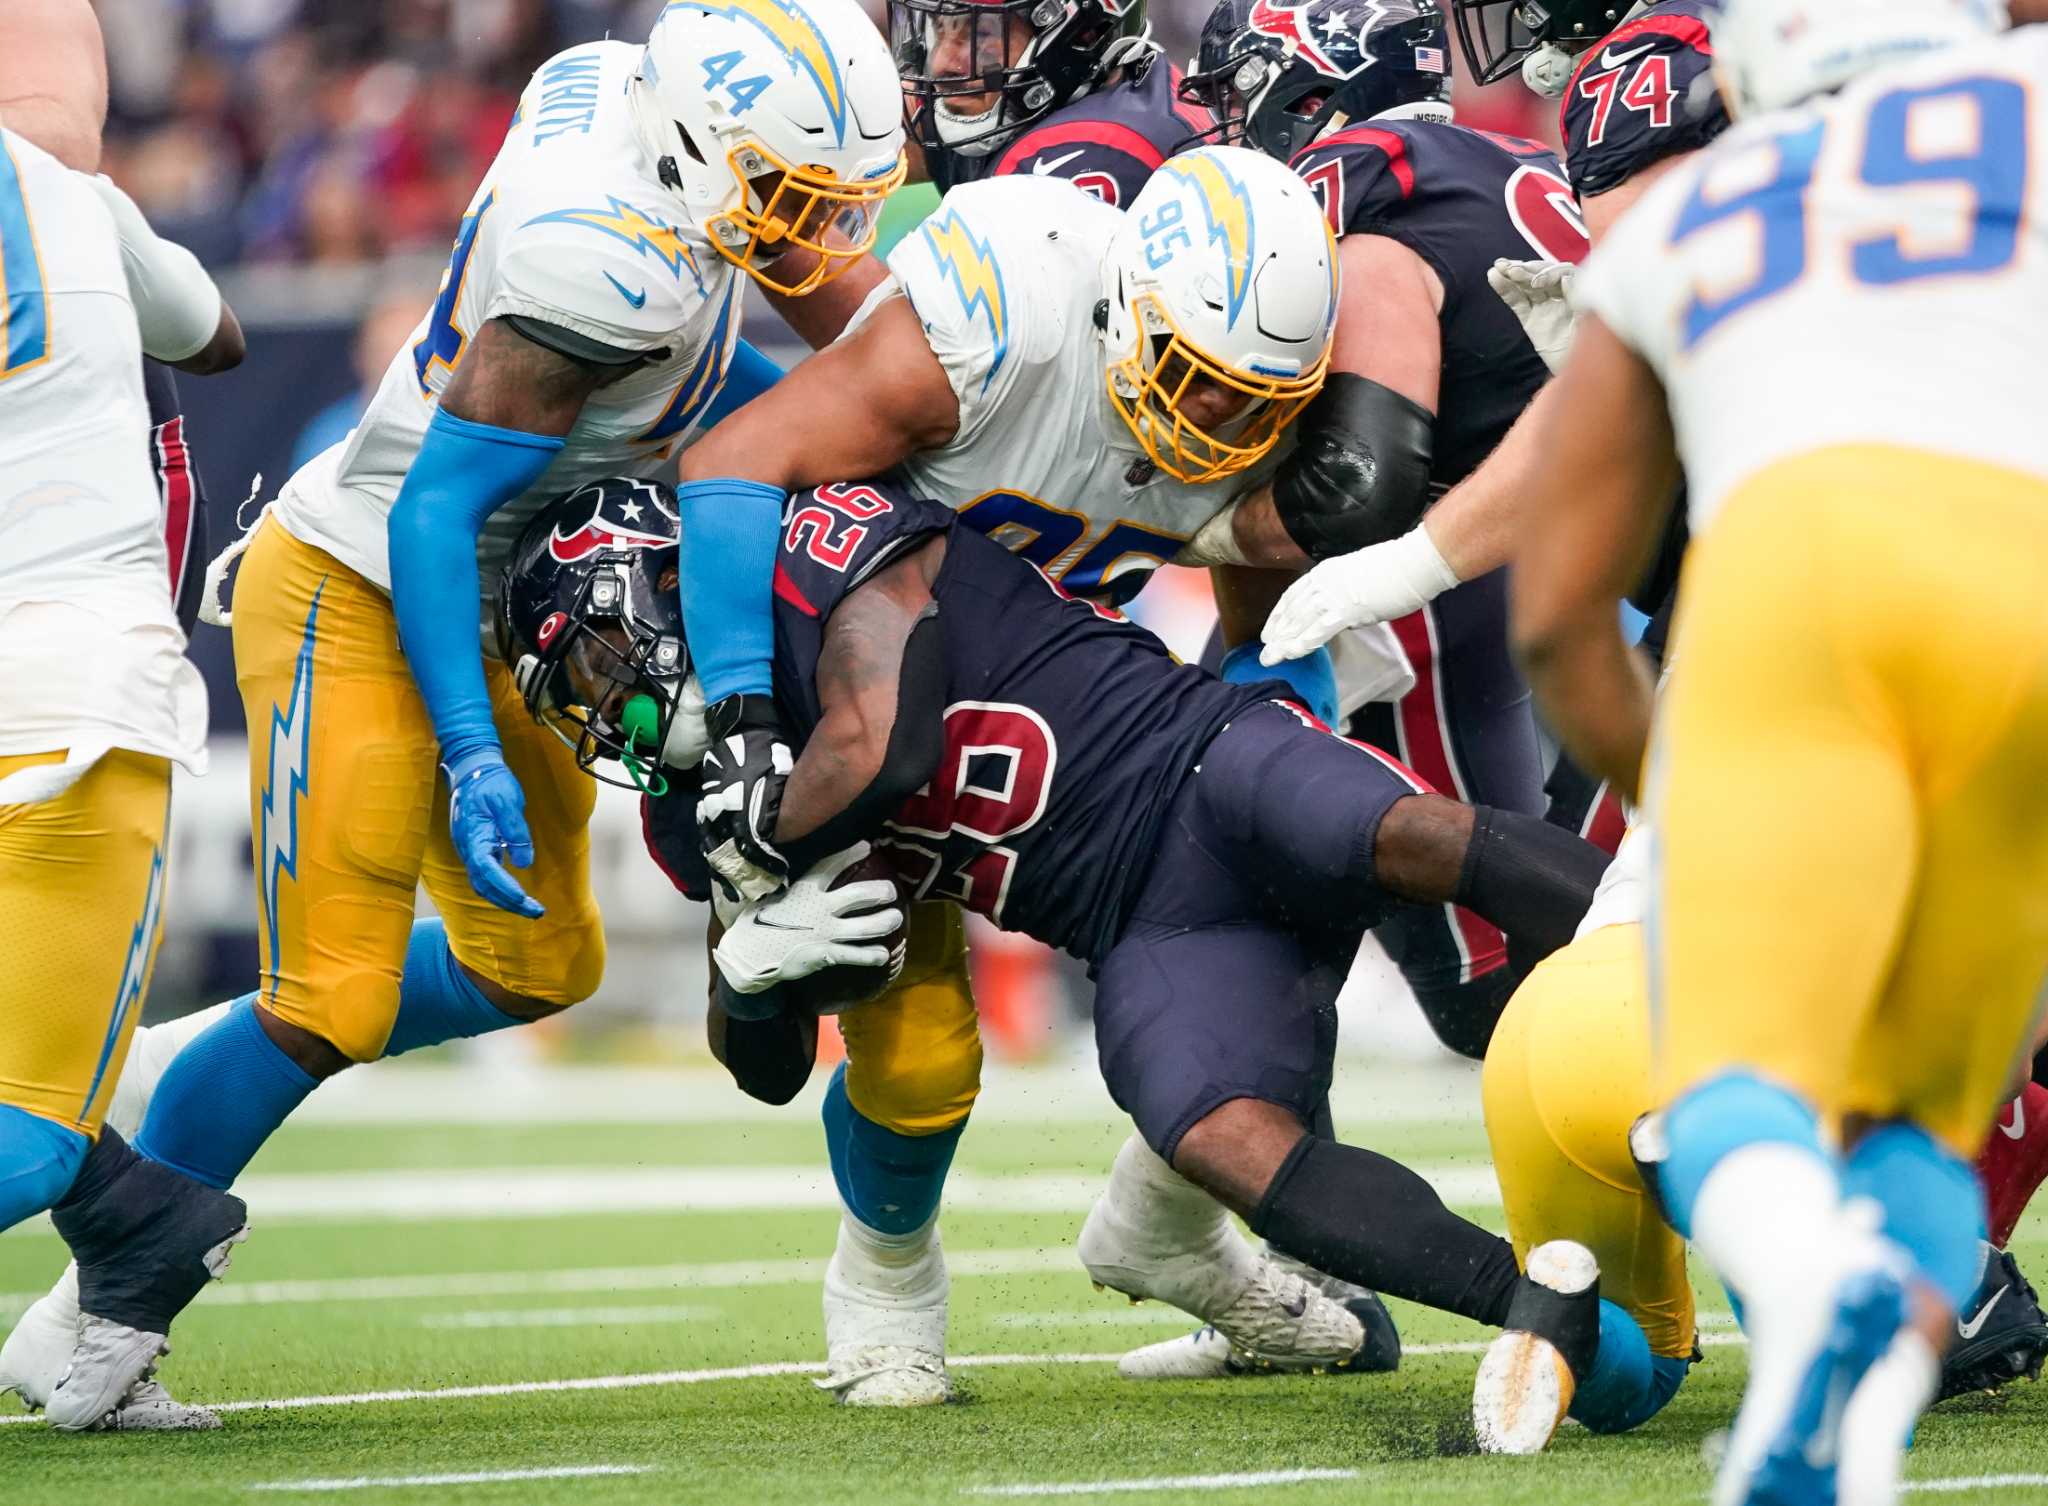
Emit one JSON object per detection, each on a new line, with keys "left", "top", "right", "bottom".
{"left": 1415, "top": 45, "right": 1446, "bottom": 73}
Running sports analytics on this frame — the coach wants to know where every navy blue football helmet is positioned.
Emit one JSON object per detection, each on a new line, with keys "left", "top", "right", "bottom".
{"left": 1182, "top": 0, "right": 1454, "bottom": 163}
{"left": 495, "top": 477, "right": 689, "bottom": 789}
{"left": 1448, "top": 0, "right": 1636, "bottom": 87}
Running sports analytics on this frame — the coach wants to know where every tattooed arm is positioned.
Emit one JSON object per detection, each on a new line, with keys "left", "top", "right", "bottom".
{"left": 773, "top": 536, "right": 948, "bottom": 870}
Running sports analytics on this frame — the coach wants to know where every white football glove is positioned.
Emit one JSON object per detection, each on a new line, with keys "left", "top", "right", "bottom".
{"left": 1488, "top": 258, "right": 1579, "bottom": 375}
{"left": 1260, "top": 526, "right": 1461, "bottom": 665}
{"left": 712, "top": 842, "right": 905, "bottom": 995}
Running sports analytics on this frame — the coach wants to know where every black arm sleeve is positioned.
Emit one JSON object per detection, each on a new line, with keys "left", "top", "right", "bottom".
{"left": 778, "top": 604, "right": 948, "bottom": 875}
{"left": 1273, "top": 374, "right": 1436, "bottom": 562}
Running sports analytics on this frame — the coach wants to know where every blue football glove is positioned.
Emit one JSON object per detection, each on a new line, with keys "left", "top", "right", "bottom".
{"left": 446, "top": 749, "right": 544, "bottom": 919}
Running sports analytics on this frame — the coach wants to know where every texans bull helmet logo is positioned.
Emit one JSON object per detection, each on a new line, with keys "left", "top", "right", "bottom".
{"left": 545, "top": 478, "right": 680, "bottom": 564}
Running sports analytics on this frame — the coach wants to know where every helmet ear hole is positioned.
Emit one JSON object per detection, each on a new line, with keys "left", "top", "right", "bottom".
{"left": 673, "top": 119, "right": 707, "bottom": 166}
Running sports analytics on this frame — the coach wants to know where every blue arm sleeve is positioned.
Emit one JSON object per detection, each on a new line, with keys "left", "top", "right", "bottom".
{"left": 698, "top": 340, "right": 784, "bottom": 432}
{"left": 387, "top": 407, "right": 565, "bottom": 771}
{"left": 1221, "top": 641, "right": 1340, "bottom": 729}
{"left": 676, "top": 477, "right": 786, "bottom": 703}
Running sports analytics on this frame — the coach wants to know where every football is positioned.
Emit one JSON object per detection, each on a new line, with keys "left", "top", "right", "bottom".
{"left": 783, "top": 850, "right": 911, "bottom": 1017}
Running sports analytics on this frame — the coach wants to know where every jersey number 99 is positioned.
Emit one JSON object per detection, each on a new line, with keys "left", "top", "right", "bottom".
{"left": 1671, "top": 75, "right": 2028, "bottom": 350}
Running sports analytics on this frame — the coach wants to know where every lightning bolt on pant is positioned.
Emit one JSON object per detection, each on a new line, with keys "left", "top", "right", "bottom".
{"left": 0, "top": 747, "right": 171, "bottom": 1137}
{"left": 230, "top": 517, "right": 605, "bottom": 1063}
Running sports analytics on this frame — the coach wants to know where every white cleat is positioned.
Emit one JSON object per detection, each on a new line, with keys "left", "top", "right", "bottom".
{"left": 1116, "top": 1259, "right": 1369, "bottom": 1379}
{"left": 45, "top": 1319, "right": 173, "bottom": 1433}
{"left": 1473, "top": 1240, "right": 1601, "bottom": 1456}
{"left": 97, "top": 1378, "right": 221, "bottom": 1432}
{"left": 0, "top": 1262, "right": 81, "bottom": 1409}
{"left": 818, "top": 1215, "right": 953, "bottom": 1408}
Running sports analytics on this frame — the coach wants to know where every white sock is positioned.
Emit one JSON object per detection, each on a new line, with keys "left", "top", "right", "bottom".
{"left": 828, "top": 1211, "right": 947, "bottom": 1312}
{"left": 1692, "top": 1141, "right": 1841, "bottom": 1312}
{"left": 1837, "top": 1329, "right": 1939, "bottom": 1506}
{"left": 1078, "top": 1133, "right": 1259, "bottom": 1319}
{"left": 104, "top": 1000, "right": 231, "bottom": 1140}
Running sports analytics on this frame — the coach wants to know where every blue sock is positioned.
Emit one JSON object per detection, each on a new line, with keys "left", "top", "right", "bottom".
{"left": 1842, "top": 1122, "right": 1986, "bottom": 1311}
{"left": 381, "top": 919, "right": 521, "bottom": 1057}
{"left": 0, "top": 1104, "right": 87, "bottom": 1232}
{"left": 133, "top": 996, "right": 316, "bottom": 1189}
{"left": 1660, "top": 1071, "right": 1826, "bottom": 1239}
{"left": 822, "top": 1062, "right": 964, "bottom": 1235}
{"left": 1568, "top": 1298, "right": 1692, "bottom": 1433}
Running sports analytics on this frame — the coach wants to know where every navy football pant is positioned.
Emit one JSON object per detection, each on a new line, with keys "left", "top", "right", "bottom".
{"left": 1092, "top": 702, "right": 1427, "bottom": 1159}
{"left": 1350, "top": 569, "right": 1544, "bottom": 1059}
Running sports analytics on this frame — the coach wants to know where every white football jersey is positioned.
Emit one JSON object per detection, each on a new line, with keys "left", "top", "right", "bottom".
{"left": 1576, "top": 26, "right": 2048, "bottom": 536}
{"left": 0, "top": 129, "right": 206, "bottom": 801}
{"left": 273, "top": 41, "right": 745, "bottom": 609}
{"left": 856, "top": 175, "right": 1271, "bottom": 601}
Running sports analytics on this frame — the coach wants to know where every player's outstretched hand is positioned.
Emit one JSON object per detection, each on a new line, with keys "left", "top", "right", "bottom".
{"left": 446, "top": 750, "right": 545, "bottom": 919}
{"left": 714, "top": 842, "right": 905, "bottom": 997}
{"left": 697, "top": 692, "right": 793, "bottom": 903}
{"left": 1260, "top": 526, "right": 1460, "bottom": 664}
{"left": 1487, "top": 258, "right": 1578, "bottom": 375}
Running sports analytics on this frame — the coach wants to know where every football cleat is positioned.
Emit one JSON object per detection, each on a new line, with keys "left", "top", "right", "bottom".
{"left": 1937, "top": 1246, "right": 2048, "bottom": 1402}
{"left": 818, "top": 1217, "right": 953, "bottom": 1408}
{"left": 0, "top": 1263, "right": 79, "bottom": 1409}
{"left": 1712, "top": 1212, "right": 1908, "bottom": 1506}
{"left": 1118, "top": 1288, "right": 1401, "bottom": 1381}
{"left": 1473, "top": 1240, "right": 1601, "bottom": 1455}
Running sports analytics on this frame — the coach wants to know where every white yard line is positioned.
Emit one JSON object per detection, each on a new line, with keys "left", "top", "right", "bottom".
{"left": 248, "top": 1464, "right": 651, "bottom": 1493}
{"left": 965, "top": 1468, "right": 1362, "bottom": 1496}
{"left": 1904, "top": 1478, "right": 2048, "bottom": 1495}
{"left": 2, "top": 1162, "right": 1500, "bottom": 1238}
{"left": 0, "top": 1244, "right": 1078, "bottom": 1317}
{"left": 418, "top": 1305, "right": 722, "bottom": 1330}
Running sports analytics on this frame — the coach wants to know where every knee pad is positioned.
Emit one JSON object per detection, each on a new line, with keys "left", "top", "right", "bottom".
{"left": 1660, "top": 1072, "right": 1823, "bottom": 1239}
{"left": 1842, "top": 1121, "right": 1986, "bottom": 1312}
{"left": 0, "top": 1104, "right": 87, "bottom": 1231}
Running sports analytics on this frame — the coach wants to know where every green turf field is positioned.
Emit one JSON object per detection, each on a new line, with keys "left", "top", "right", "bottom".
{"left": 3, "top": 1065, "right": 2044, "bottom": 1505}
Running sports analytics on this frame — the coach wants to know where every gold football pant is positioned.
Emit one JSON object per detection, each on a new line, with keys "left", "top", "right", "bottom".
{"left": 1651, "top": 446, "right": 2048, "bottom": 1152}
{"left": 1482, "top": 921, "right": 1694, "bottom": 1359}
{"left": 231, "top": 517, "right": 604, "bottom": 1063}
{"left": 839, "top": 902, "right": 982, "bottom": 1136}
{"left": 0, "top": 748, "right": 172, "bottom": 1137}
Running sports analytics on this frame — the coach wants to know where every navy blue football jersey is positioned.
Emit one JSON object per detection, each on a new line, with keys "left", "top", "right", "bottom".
{"left": 935, "top": 53, "right": 1208, "bottom": 207}
{"left": 1560, "top": 0, "right": 1725, "bottom": 199}
{"left": 1290, "top": 120, "right": 1588, "bottom": 488}
{"left": 142, "top": 361, "right": 207, "bottom": 638}
{"left": 770, "top": 479, "right": 1271, "bottom": 961}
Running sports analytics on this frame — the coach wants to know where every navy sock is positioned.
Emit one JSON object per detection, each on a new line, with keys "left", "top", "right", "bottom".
{"left": 0, "top": 1104, "right": 87, "bottom": 1232}
{"left": 133, "top": 997, "right": 316, "bottom": 1189}
{"left": 822, "top": 1063, "right": 965, "bottom": 1235}
{"left": 381, "top": 919, "right": 521, "bottom": 1057}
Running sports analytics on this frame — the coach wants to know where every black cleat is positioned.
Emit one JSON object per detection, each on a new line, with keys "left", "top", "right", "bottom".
{"left": 1938, "top": 1246, "right": 2048, "bottom": 1403}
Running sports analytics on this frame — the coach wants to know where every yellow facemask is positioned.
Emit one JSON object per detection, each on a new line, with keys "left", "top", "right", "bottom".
{"left": 707, "top": 140, "right": 909, "bottom": 297}
{"left": 1105, "top": 291, "right": 1330, "bottom": 485}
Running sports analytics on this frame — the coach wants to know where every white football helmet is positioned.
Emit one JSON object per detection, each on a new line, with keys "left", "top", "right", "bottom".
{"left": 630, "top": 0, "right": 909, "bottom": 295}
{"left": 1715, "top": 0, "right": 2006, "bottom": 117}
{"left": 1100, "top": 144, "right": 1338, "bottom": 484}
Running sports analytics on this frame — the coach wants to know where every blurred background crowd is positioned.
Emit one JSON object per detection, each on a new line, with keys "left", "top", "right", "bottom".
{"left": 96, "top": 0, "right": 1516, "bottom": 1059}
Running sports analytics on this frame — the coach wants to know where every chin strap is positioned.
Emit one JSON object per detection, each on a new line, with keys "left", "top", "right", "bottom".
{"left": 1521, "top": 41, "right": 1579, "bottom": 98}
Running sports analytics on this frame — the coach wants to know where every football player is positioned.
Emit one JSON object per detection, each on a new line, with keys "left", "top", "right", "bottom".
{"left": 1511, "top": 3, "right": 2048, "bottom": 1500}
{"left": 1183, "top": 0, "right": 1590, "bottom": 1068}
{"left": 0, "top": 54, "right": 253, "bottom": 1433}
{"left": 892, "top": 0, "right": 1203, "bottom": 204}
{"left": 501, "top": 473, "right": 1617, "bottom": 1406}
{"left": 674, "top": 144, "right": 1383, "bottom": 1402}
{"left": 30, "top": 0, "right": 909, "bottom": 1418}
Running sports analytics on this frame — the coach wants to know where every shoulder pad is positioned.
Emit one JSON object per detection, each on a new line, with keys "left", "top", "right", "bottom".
{"left": 1561, "top": 10, "right": 1725, "bottom": 199}
{"left": 886, "top": 181, "right": 1094, "bottom": 434}
{"left": 490, "top": 190, "right": 713, "bottom": 352}
{"left": 774, "top": 481, "right": 954, "bottom": 624}
{"left": 1291, "top": 125, "right": 1419, "bottom": 232}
